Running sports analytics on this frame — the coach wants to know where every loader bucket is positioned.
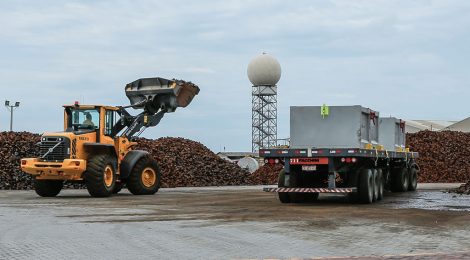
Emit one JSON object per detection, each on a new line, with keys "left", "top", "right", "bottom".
{"left": 125, "top": 77, "right": 200, "bottom": 113}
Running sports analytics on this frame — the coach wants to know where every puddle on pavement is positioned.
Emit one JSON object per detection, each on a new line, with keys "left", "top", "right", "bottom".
{"left": 381, "top": 191, "right": 470, "bottom": 211}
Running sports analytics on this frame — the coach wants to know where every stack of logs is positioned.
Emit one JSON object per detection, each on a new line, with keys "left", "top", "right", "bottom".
{"left": 248, "top": 164, "right": 283, "bottom": 185}
{"left": 2, "top": 130, "right": 470, "bottom": 190}
{"left": 407, "top": 130, "right": 470, "bottom": 183}
{"left": 0, "top": 132, "right": 253, "bottom": 189}
{"left": 0, "top": 132, "right": 40, "bottom": 189}
{"left": 135, "top": 137, "right": 251, "bottom": 188}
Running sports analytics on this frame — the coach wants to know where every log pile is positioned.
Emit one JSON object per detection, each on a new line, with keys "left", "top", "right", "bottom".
{"left": 135, "top": 137, "right": 251, "bottom": 187}
{"left": 0, "top": 132, "right": 253, "bottom": 190}
{"left": 248, "top": 164, "right": 283, "bottom": 185}
{"left": 407, "top": 130, "right": 470, "bottom": 183}
{"left": 0, "top": 132, "right": 40, "bottom": 189}
{"left": 4, "top": 129, "right": 470, "bottom": 190}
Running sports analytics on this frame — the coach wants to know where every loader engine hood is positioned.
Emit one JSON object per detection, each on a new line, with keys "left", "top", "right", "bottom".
{"left": 125, "top": 77, "right": 200, "bottom": 114}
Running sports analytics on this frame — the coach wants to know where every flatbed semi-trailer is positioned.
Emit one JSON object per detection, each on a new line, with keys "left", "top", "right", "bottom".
{"left": 260, "top": 147, "right": 419, "bottom": 204}
{"left": 259, "top": 105, "right": 419, "bottom": 204}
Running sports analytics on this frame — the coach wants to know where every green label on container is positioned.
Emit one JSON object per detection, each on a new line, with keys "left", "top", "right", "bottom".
{"left": 321, "top": 104, "right": 329, "bottom": 118}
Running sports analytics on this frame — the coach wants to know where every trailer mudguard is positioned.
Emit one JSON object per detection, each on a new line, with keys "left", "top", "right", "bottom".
{"left": 120, "top": 150, "right": 150, "bottom": 179}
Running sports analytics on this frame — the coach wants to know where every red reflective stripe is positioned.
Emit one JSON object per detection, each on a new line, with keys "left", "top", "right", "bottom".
{"left": 290, "top": 157, "right": 329, "bottom": 165}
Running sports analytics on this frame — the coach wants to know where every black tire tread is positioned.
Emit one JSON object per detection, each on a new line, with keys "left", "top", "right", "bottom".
{"left": 408, "top": 166, "right": 418, "bottom": 191}
{"left": 277, "top": 169, "right": 291, "bottom": 203}
{"left": 84, "top": 154, "right": 116, "bottom": 197}
{"left": 377, "top": 169, "right": 384, "bottom": 201}
{"left": 391, "top": 167, "right": 409, "bottom": 192}
{"left": 127, "top": 156, "right": 161, "bottom": 195}
{"left": 34, "top": 179, "right": 63, "bottom": 197}
{"left": 358, "top": 168, "right": 373, "bottom": 204}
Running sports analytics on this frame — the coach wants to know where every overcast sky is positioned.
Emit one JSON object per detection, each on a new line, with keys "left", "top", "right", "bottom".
{"left": 1, "top": 0, "right": 469, "bottom": 152}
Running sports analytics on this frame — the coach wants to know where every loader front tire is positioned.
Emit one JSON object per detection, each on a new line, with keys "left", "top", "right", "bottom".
{"left": 34, "top": 179, "right": 63, "bottom": 197}
{"left": 85, "top": 155, "right": 116, "bottom": 197}
{"left": 127, "top": 156, "right": 161, "bottom": 195}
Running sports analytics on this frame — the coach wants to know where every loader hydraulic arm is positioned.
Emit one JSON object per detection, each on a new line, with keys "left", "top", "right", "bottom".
{"left": 112, "top": 107, "right": 166, "bottom": 139}
{"left": 110, "top": 77, "right": 199, "bottom": 140}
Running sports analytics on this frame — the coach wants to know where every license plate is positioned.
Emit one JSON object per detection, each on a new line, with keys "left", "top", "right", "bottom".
{"left": 302, "top": 165, "right": 317, "bottom": 171}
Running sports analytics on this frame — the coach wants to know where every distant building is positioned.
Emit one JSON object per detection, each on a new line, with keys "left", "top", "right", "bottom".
{"left": 405, "top": 120, "right": 457, "bottom": 133}
{"left": 444, "top": 117, "right": 470, "bottom": 132}
{"left": 216, "top": 152, "right": 258, "bottom": 162}
{"left": 405, "top": 119, "right": 470, "bottom": 133}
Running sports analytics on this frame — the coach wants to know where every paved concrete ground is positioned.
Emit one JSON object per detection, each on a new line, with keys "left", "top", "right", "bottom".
{"left": 0, "top": 184, "right": 469, "bottom": 259}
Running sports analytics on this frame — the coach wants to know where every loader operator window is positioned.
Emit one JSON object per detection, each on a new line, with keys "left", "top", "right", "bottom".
{"left": 104, "top": 110, "right": 116, "bottom": 136}
{"left": 70, "top": 109, "right": 99, "bottom": 130}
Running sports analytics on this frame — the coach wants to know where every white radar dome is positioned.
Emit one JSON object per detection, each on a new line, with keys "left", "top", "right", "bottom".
{"left": 247, "top": 53, "right": 281, "bottom": 86}
{"left": 237, "top": 157, "right": 259, "bottom": 173}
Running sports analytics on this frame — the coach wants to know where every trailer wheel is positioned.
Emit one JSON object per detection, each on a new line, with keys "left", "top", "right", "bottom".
{"left": 408, "top": 166, "right": 418, "bottom": 191}
{"left": 358, "top": 168, "right": 374, "bottom": 204}
{"left": 391, "top": 167, "right": 409, "bottom": 192}
{"left": 299, "top": 192, "right": 319, "bottom": 202}
{"left": 34, "top": 179, "right": 63, "bottom": 197}
{"left": 277, "top": 169, "right": 291, "bottom": 203}
{"left": 127, "top": 156, "right": 161, "bottom": 195}
{"left": 85, "top": 154, "right": 117, "bottom": 197}
{"left": 372, "top": 169, "right": 379, "bottom": 202}
{"left": 376, "top": 169, "right": 384, "bottom": 200}
{"left": 287, "top": 171, "right": 310, "bottom": 203}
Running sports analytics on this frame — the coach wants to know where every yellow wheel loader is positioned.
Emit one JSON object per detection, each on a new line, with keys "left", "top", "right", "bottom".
{"left": 21, "top": 77, "right": 199, "bottom": 197}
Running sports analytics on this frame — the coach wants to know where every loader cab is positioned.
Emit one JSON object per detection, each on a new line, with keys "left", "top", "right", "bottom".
{"left": 63, "top": 104, "right": 119, "bottom": 143}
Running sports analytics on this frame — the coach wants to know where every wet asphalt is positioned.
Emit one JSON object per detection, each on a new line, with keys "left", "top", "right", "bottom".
{"left": 0, "top": 184, "right": 469, "bottom": 259}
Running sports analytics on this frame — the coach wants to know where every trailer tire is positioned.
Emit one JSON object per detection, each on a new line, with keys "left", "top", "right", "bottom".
{"left": 85, "top": 155, "right": 116, "bottom": 197}
{"left": 358, "top": 168, "right": 374, "bottom": 204}
{"left": 372, "top": 169, "right": 379, "bottom": 202}
{"left": 391, "top": 167, "right": 409, "bottom": 192}
{"left": 287, "top": 171, "right": 311, "bottom": 203}
{"left": 408, "top": 166, "right": 418, "bottom": 191}
{"left": 277, "top": 169, "right": 291, "bottom": 203}
{"left": 299, "top": 192, "right": 319, "bottom": 202}
{"left": 127, "top": 156, "right": 161, "bottom": 195}
{"left": 34, "top": 179, "right": 63, "bottom": 197}
{"left": 376, "top": 169, "right": 384, "bottom": 200}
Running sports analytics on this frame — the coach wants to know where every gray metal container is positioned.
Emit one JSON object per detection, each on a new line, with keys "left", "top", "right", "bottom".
{"left": 379, "top": 117, "right": 406, "bottom": 151}
{"left": 290, "top": 105, "right": 379, "bottom": 149}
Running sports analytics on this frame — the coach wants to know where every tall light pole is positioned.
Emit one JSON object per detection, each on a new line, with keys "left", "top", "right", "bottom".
{"left": 5, "top": 100, "right": 20, "bottom": 132}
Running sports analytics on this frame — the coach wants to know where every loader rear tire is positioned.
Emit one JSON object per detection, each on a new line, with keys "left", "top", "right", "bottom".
{"left": 127, "top": 156, "right": 161, "bottom": 195}
{"left": 358, "top": 168, "right": 374, "bottom": 204}
{"left": 34, "top": 179, "right": 63, "bottom": 197}
{"left": 277, "top": 169, "right": 291, "bottom": 203}
{"left": 85, "top": 155, "right": 116, "bottom": 197}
